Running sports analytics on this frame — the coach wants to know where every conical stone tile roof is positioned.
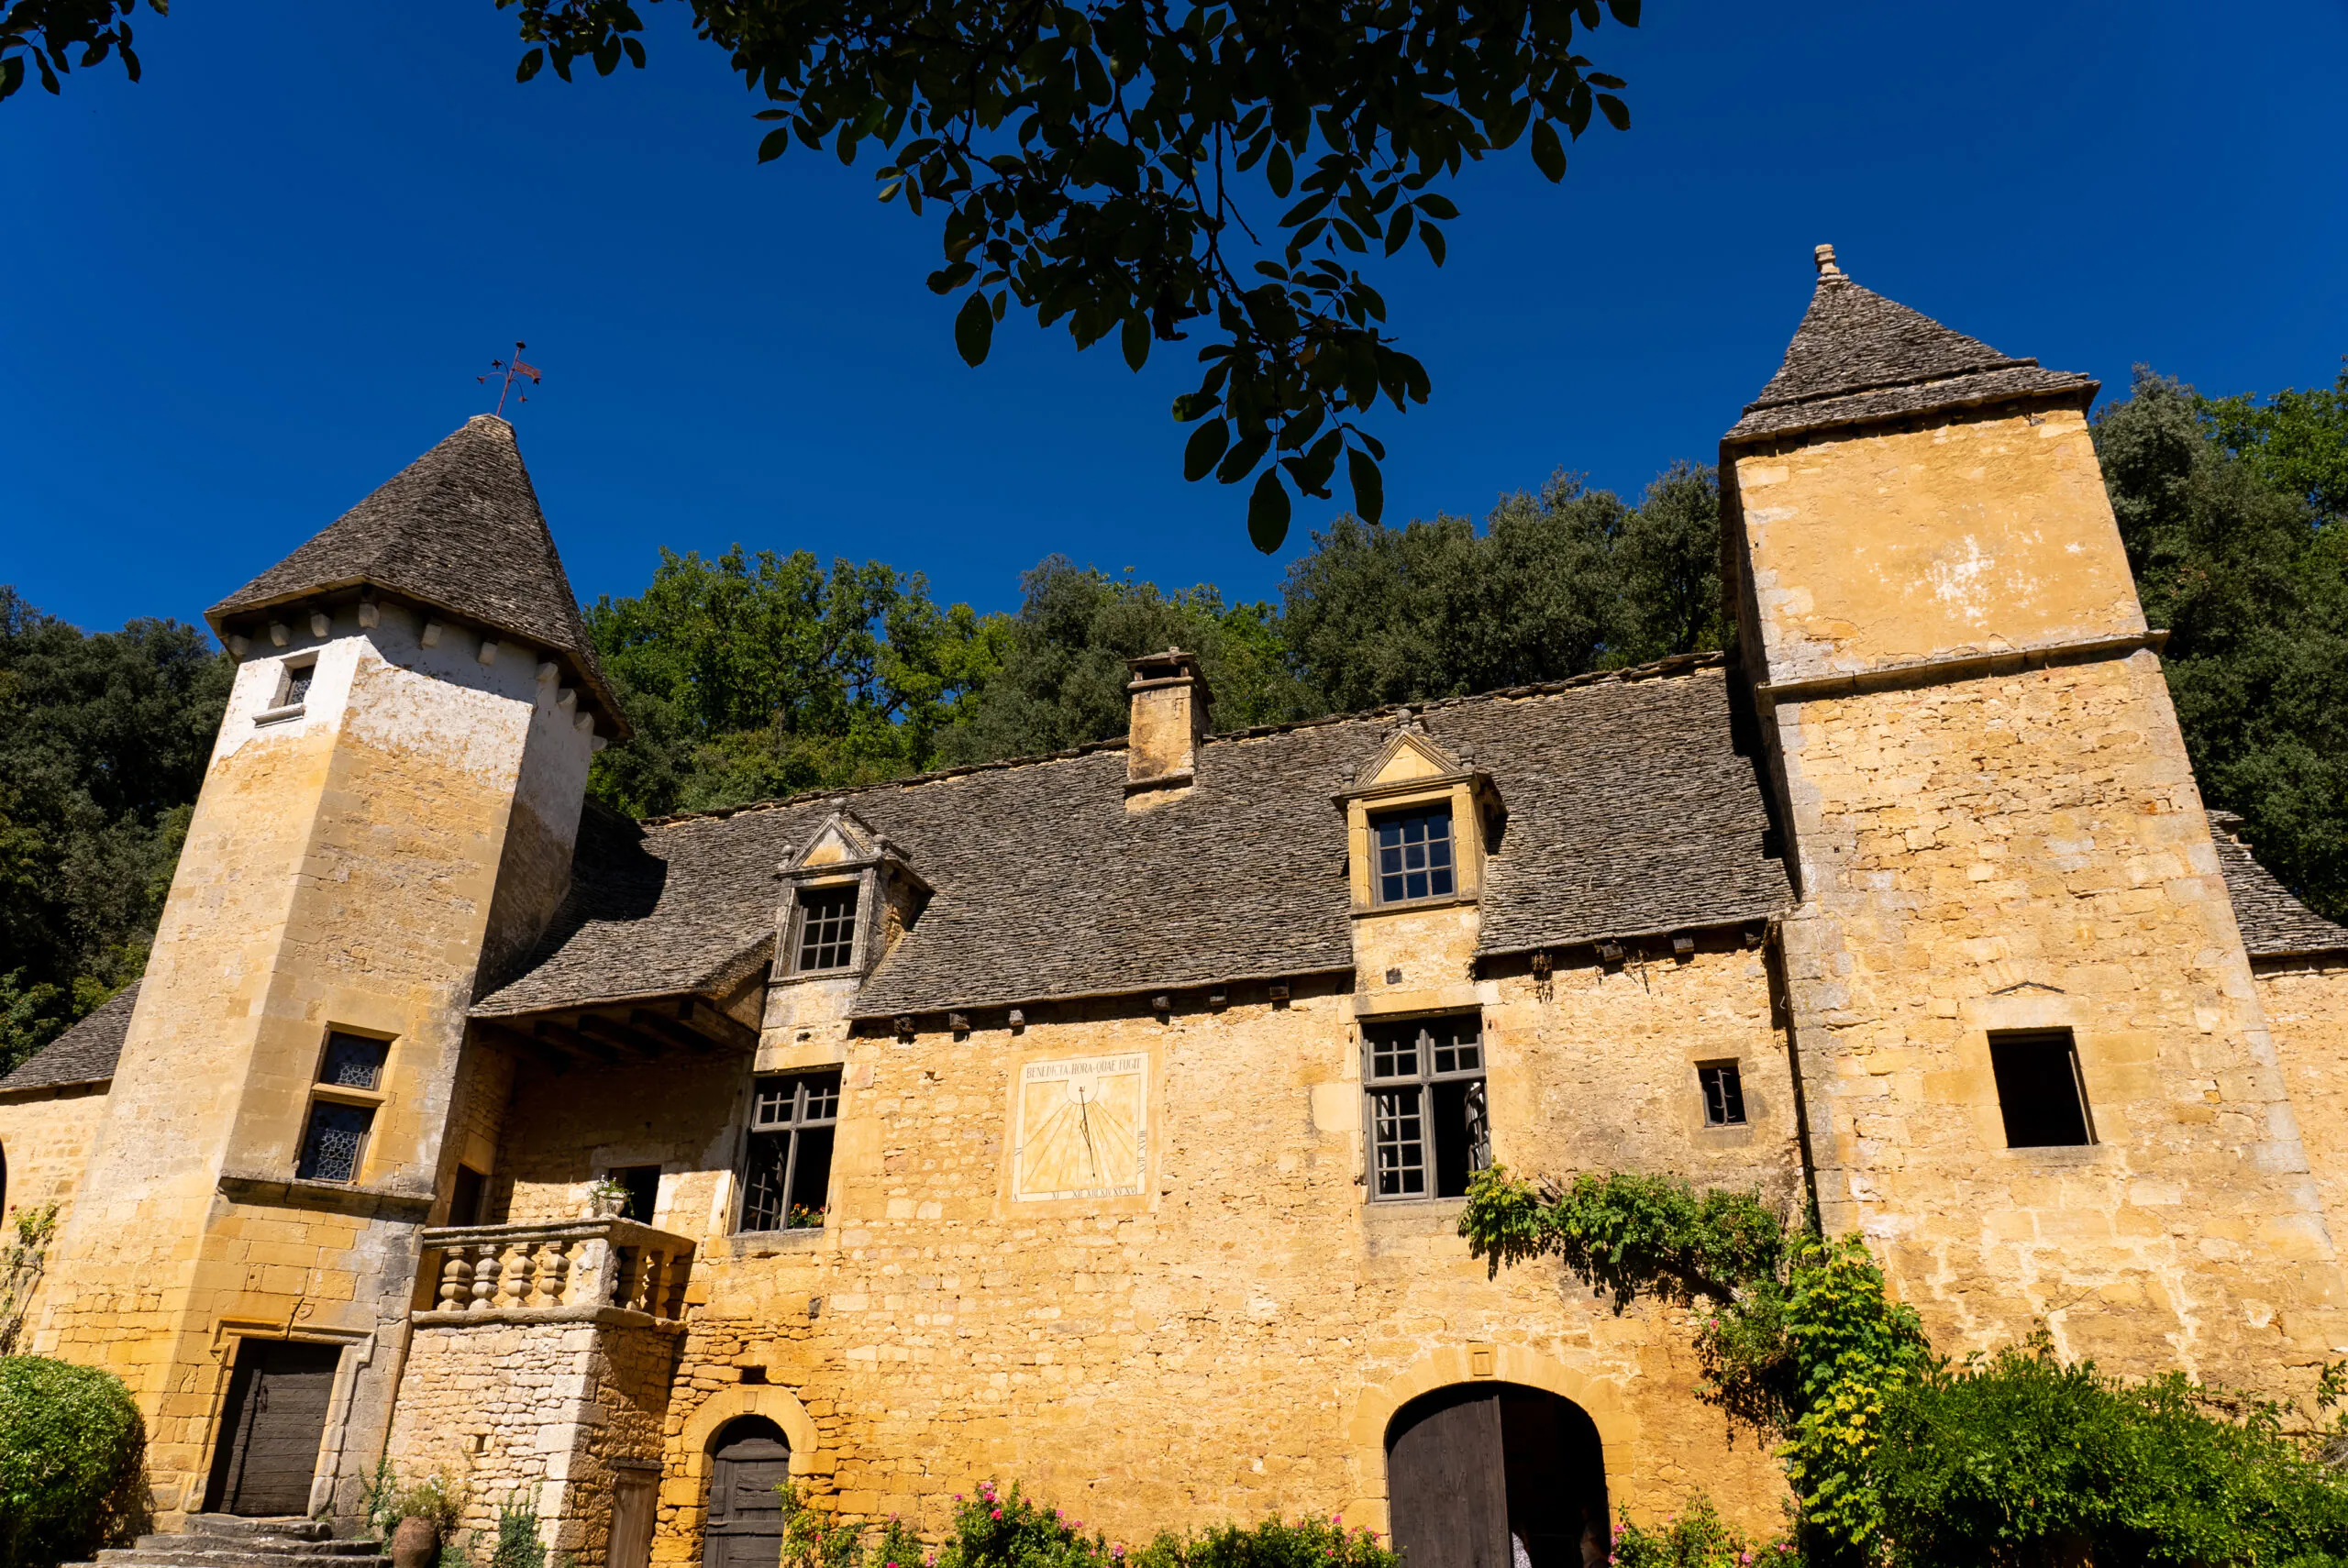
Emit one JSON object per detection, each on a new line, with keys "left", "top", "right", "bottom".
{"left": 1725, "top": 246, "right": 2096, "bottom": 446}
{"left": 208, "top": 414, "right": 624, "bottom": 734}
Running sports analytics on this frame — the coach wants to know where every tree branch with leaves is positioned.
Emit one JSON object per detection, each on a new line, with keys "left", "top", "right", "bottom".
{"left": 496, "top": 0, "right": 1640, "bottom": 548}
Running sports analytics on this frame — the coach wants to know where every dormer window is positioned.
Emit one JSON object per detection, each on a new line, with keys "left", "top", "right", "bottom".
{"left": 1373, "top": 805, "right": 1456, "bottom": 905}
{"left": 793, "top": 886, "right": 859, "bottom": 973}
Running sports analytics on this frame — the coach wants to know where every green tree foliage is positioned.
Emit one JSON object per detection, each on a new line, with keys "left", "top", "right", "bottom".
{"left": 1460, "top": 1166, "right": 2348, "bottom": 1568}
{"left": 1608, "top": 1495, "right": 1792, "bottom": 1568}
{"left": 933, "top": 1477, "right": 1397, "bottom": 1568}
{"left": 1874, "top": 1340, "right": 2348, "bottom": 1568}
{"left": 936, "top": 557, "right": 1309, "bottom": 767}
{"left": 1282, "top": 463, "right": 1725, "bottom": 711}
{"left": 499, "top": 0, "right": 1639, "bottom": 548}
{"left": 0, "top": 589, "right": 232, "bottom": 1073}
{"left": 0, "top": 1354, "right": 149, "bottom": 1568}
{"left": 0, "top": 1, "right": 157, "bottom": 101}
{"left": 582, "top": 547, "right": 1001, "bottom": 817}
{"left": 2094, "top": 371, "right": 2348, "bottom": 923}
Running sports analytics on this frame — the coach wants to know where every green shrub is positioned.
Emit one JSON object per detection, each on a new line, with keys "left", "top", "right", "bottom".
{"left": 936, "top": 1481, "right": 1105, "bottom": 1568}
{"left": 0, "top": 1354, "right": 149, "bottom": 1568}
{"left": 1127, "top": 1514, "right": 1396, "bottom": 1568}
{"left": 486, "top": 1494, "right": 545, "bottom": 1568}
{"left": 1871, "top": 1340, "right": 2348, "bottom": 1568}
{"left": 929, "top": 1480, "right": 1396, "bottom": 1568}
{"left": 1609, "top": 1496, "right": 1792, "bottom": 1568}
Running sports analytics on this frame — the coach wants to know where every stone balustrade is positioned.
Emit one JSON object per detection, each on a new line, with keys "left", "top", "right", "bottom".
{"left": 415, "top": 1217, "right": 694, "bottom": 1326}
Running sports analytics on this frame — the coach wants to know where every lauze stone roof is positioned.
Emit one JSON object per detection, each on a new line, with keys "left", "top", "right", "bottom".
{"left": 476, "top": 657, "right": 1798, "bottom": 1022}
{"left": 206, "top": 414, "right": 625, "bottom": 732}
{"left": 1724, "top": 248, "right": 2097, "bottom": 447}
{"left": 0, "top": 981, "right": 139, "bottom": 1094}
{"left": 2210, "top": 813, "right": 2348, "bottom": 960}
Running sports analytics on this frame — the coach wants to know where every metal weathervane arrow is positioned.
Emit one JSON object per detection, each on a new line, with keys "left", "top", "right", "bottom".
{"left": 479, "top": 341, "right": 543, "bottom": 416}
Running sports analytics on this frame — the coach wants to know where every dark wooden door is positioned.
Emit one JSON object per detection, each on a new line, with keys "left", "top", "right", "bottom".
{"left": 702, "top": 1436, "right": 792, "bottom": 1568}
{"left": 1388, "top": 1388, "right": 1510, "bottom": 1568}
{"left": 205, "top": 1340, "right": 341, "bottom": 1516}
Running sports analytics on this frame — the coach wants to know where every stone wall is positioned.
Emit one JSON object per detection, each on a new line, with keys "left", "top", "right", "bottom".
{"left": 2258, "top": 960, "right": 2348, "bottom": 1252}
{"left": 388, "top": 1317, "right": 680, "bottom": 1555}
{"left": 0, "top": 1082, "right": 109, "bottom": 1227}
{"left": 482, "top": 949, "right": 1802, "bottom": 1562}
{"left": 1770, "top": 654, "right": 2342, "bottom": 1382}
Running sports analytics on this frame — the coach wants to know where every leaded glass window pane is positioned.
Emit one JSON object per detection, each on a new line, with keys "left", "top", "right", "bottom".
{"left": 319, "top": 1032, "right": 388, "bottom": 1090}
{"left": 795, "top": 886, "right": 859, "bottom": 972}
{"left": 1374, "top": 806, "right": 1456, "bottom": 904}
{"left": 296, "top": 1102, "right": 374, "bottom": 1183}
{"left": 283, "top": 661, "right": 315, "bottom": 707}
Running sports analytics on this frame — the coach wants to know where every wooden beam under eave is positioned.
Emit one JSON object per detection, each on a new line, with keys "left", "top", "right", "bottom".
{"left": 474, "top": 1020, "right": 574, "bottom": 1075}
{"left": 573, "top": 1010, "right": 669, "bottom": 1060}
{"left": 535, "top": 1018, "right": 622, "bottom": 1066}
{"left": 674, "top": 996, "right": 759, "bottom": 1053}
{"left": 628, "top": 1009, "right": 719, "bottom": 1056}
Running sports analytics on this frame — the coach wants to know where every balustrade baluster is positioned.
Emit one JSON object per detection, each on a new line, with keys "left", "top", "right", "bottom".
{"left": 437, "top": 1249, "right": 471, "bottom": 1310}
{"left": 468, "top": 1242, "right": 500, "bottom": 1309}
{"left": 544, "top": 1238, "right": 572, "bottom": 1307}
{"left": 661, "top": 1253, "right": 691, "bottom": 1320}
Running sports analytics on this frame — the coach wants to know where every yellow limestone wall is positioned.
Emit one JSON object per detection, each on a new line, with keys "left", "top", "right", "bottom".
{"left": 447, "top": 939, "right": 1804, "bottom": 1559}
{"left": 1731, "top": 407, "right": 2344, "bottom": 1386}
{"left": 34, "top": 599, "right": 593, "bottom": 1524}
{"left": 2259, "top": 962, "right": 2348, "bottom": 1253}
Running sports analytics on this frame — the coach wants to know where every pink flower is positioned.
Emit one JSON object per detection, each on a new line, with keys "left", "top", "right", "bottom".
{"left": 991, "top": 1510, "right": 1003, "bottom": 1521}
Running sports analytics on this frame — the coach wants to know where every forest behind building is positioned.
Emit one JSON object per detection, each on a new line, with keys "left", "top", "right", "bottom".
{"left": 3, "top": 367, "right": 2342, "bottom": 1071}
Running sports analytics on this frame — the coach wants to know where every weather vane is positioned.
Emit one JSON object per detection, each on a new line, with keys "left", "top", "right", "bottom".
{"left": 479, "top": 342, "right": 543, "bottom": 416}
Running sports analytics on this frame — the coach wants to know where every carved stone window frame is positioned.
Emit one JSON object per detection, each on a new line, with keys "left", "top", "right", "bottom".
{"left": 1335, "top": 729, "right": 1503, "bottom": 916}
{"left": 772, "top": 808, "right": 931, "bottom": 985}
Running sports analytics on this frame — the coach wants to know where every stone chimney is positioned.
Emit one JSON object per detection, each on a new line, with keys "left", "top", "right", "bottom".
{"left": 1125, "top": 648, "right": 1212, "bottom": 798}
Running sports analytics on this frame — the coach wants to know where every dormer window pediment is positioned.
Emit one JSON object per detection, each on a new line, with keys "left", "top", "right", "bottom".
{"left": 773, "top": 804, "right": 930, "bottom": 982}
{"left": 1335, "top": 724, "right": 1503, "bottom": 913}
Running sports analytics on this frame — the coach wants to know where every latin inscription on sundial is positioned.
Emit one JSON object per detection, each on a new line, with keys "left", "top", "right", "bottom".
{"left": 1011, "top": 1053, "right": 1148, "bottom": 1202}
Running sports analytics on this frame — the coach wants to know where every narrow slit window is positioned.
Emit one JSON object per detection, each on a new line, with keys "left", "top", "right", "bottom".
{"left": 794, "top": 886, "right": 859, "bottom": 973}
{"left": 1373, "top": 806, "right": 1456, "bottom": 905}
{"left": 1699, "top": 1062, "right": 1747, "bottom": 1127}
{"left": 282, "top": 660, "right": 315, "bottom": 707}
{"left": 1988, "top": 1029, "right": 2095, "bottom": 1148}
{"left": 1364, "top": 1013, "right": 1489, "bottom": 1199}
{"left": 739, "top": 1071, "right": 841, "bottom": 1231}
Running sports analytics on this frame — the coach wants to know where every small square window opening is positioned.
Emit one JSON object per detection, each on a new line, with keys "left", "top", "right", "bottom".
{"left": 1373, "top": 806, "right": 1456, "bottom": 905}
{"left": 1365, "top": 1013, "right": 1488, "bottom": 1199}
{"left": 739, "top": 1071, "right": 841, "bottom": 1231}
{"left": 794, "top": 886, "right": 859, "bottom": 972}
{"left": 609, "top": 1165, "right": 661, "bottom": 1224}
{"left": 1699, "top": 1062, "right": 1747, "bottom": 1127}
{"left": 1988, "top": 1029, "right": 2095, "bottom": 1148}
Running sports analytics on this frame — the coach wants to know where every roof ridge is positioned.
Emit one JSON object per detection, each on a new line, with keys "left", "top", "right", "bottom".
{"left": 633, "top": 650, "right": 1732, "bottom": 829}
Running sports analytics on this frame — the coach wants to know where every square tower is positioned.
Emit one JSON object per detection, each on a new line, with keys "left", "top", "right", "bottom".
{"left": 1722, "top": 247, "right": 2340, "bottom": 1383}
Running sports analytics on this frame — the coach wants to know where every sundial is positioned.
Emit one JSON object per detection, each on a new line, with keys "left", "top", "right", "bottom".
{"left": 1012, "top": 1053, "right": 1148, "bottom": 1201}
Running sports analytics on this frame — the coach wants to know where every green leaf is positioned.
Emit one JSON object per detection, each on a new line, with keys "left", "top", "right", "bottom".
{"left": 759, "top": 127, "right": 792, "bottom": 164}
{"left": 1348, "top": 446, "right": 1385, "bottom": 525}
{"left": 1248, "top": 470, "right": 1291, "bottom": 554}
{"left": 1121, "top": 314, "right": 1150, "bottom": 372}
{"left": 516, "top": 48, "right": 545, "bottom": 83}
{"left": 1597, "top": 94, "right": 1630, "bottom": 132}
{"left": 1217, "top": 430, "right": 1271, "bottom": 485}
{"left": 954, "top": 293, "right": 994, "bottom": 367}
{"left": 1530, "top": 120, "right": 1567, "bottom": 182}
{"left": 1609, "top": 0, "right": 1643, "bottom": 25}
{"left": 1420, "top": 224, "right": 1447, "bottom": 267}
{"left": 1183, "top": 420, "right": 1231, "bottom": 482}
{"left": 1268, "top": 143, "right": 1293, "bottom": 198}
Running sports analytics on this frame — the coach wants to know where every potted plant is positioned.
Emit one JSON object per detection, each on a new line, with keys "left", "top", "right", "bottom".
{"left": 388, "top": 1473, "right": 461, "bottom": 1568}
{"left": 585, "top": 1176, "right": 631, "bottom": 1220}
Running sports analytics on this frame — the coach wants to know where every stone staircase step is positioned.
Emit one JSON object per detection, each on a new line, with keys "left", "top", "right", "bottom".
{"left": 128, "top": 1540, "right": 383, "bottom": 1558}
{"left": 97, "top": 1552, "right": 391, "bottom": 1568}
{"left": 188, "top": 1519, "right": 335, "bottom": 1543}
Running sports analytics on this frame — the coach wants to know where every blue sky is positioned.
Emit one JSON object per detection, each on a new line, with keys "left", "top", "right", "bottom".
{"left": 5, "top": 1, "right": 2345, "bottom": 635}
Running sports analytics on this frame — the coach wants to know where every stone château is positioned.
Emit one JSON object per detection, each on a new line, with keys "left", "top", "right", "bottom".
{"left": 5, "top": 246, "right": 2345, "bottom": 1568}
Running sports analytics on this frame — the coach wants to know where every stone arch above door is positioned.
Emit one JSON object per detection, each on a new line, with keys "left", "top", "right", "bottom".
{"left": 679, "top": 1385, "right": 824, "bottom": 1494}
{"left": 1343, "top": 1345, "right": 1639, "bottom": 1529}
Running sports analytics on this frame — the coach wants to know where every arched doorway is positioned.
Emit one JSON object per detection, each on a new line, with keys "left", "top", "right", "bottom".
{"left": 1385, "top": 1385, "right": 1608, "bottom": 1568}
{"left": 702, "top": 1417, "right": 791, "bottom": 1568}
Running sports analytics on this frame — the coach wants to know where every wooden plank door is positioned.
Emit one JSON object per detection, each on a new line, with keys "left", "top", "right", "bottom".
{"left": 1387, "top": 1388, "right": 1509, "bottom": 1568}
{"left": 702, "top": 1437, "right": 791, "bottom": 1568}
{"left": 206, "top": 1340, "right": 342, "bottom": 1516}
{"left": 608, "top": 1471, "right": 658, "bottom": 1568}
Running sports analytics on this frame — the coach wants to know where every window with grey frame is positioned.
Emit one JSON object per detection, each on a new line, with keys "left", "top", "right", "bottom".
{"left": 1370, "top": 803, "right": 1456, "bottom": 905}
{"left": 1364, "top": 1013, "right": 1490, "bottom": 1199}
{"left": 792, "top": 884, "right": 859, "bottom": 973}
{"left": 738, "top": 1070, "right": 840, "bottom": 1231}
